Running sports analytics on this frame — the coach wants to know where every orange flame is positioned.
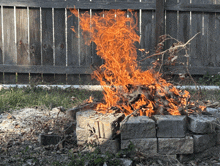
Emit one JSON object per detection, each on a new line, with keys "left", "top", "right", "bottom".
{"left": 70, "top": 9, "right": 193, "bottom": 116}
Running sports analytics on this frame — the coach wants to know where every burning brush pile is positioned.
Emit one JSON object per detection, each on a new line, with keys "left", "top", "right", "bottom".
{"left": 70, "top": 9, "right": 205, "bottom": 117}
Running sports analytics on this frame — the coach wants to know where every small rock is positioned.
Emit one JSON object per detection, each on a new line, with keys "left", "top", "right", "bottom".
{"left": 119, "top": 158, "right": 133, "bottom": 166}
{"left": 7, "top": 114, "right": 16, "bottom": 120}
{"left": 56, "top": 150, "right": 61, "bottom": 154}
{"left": 28, "top": 145, "right": 33, "bottom": 150}
{"left": 26, "top": 159, "right": 34, "bottom": 165}
{"left": 34, "top": 147, "right": 41, "bottom": 151}
{"left": 52, "top": 106, "right": 65, "bottom": 113}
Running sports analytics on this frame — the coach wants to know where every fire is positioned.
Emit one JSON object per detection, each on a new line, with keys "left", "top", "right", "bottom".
{"left": 70, "top": 9, "right": 203, "bottom": 116}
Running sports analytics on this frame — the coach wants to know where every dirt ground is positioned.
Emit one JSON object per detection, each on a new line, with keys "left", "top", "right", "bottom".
{"left": 0, "top": 107, "right": 220, "bottom": 166}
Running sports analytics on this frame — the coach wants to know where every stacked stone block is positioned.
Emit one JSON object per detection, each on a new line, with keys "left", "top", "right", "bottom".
{"left": 75, "top": 107, "right": 220, "bottom": 158}
{"left": 153, "top": 115, "right": 193, "bottom": 155}
{"left": 75, "top": 109, "right": 124, "bottom": 153}
{"left": 120, "top": 116, "right": 157, "bottom": 155}
{"left": 187, "top": 114, "right": 217, "bottom": 153}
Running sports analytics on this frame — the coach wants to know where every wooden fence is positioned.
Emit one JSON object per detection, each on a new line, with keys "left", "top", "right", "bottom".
{"left": 0, "top": 0, "right": 220, "bottom": 85}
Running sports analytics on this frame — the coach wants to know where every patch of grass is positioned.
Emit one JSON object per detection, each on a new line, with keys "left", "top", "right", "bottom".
{"left": 185, "top": 88, "right": 220, "bottom": 102}
{"left": 0, "top": 86, "right": 103, "bottom": 113}
{"left": 198, "top": 72, "right": 220, "bottom": 86}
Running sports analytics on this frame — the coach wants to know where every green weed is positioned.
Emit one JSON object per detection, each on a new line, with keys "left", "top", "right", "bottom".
{"left": 0, "top": 86, "right": 103, "bottom": 113}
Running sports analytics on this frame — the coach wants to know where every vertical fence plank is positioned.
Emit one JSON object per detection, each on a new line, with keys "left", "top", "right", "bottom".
{"left": 54, "top": 9, "right": 66, "bottom": 66}
{"left": 79, "top": 9, "right": 91, "bottom": 68}
{"left": 155, "top": 0, "right": 164, "bottom": 48}
{"left": 91, "top": 1, "right": 103, "bottom": 85}
{"left": 16, "top": 7, "right": 29, "bottom": 65}
{"left": 164, "top": 0, "right": 178, "bottom": 74}
{"left": 141, "top": 10, "right": 155, "bottom": 69}
{"left": 127, "top": 8, "right": 141, "bottom": 61}
{"left": 177, "top": 0, "right": 190, "bottom": 67}
{"left": 0, "top": 6, "right": 3, "bottom": 83}
{"left": 42, "top": 8, "right": 53, "bottom": 66}
{"left": 79, "top": 0, "right": 92, "bottom": 85}
{"left": 0, "top": 6, "right": 2, "bottom": 65}
{"left": 206, "top": 0, "right": 215, "bottom": 67}
{"left": 190, "top": 0, "right": 203, "bottom": 67}
{"left": 165, "top": 0, "right": 177, "bottom": 48}
{"left": 16, "top": 7, "right": 29, "bottom": 84}
{"left": 203, "top": 0, "right": 213, "bottom": 67}
{"left": 91, "top": 7, "right": 103, "bottom": 70}
{"left": 29, "top": 8, "right": 41, "bottom": 65}
{"left": 215, "top": 0, "right": 220, "bottom": 67}
{"left": 54, "top": 8, "right": 66, "bottom": 84}
{"left": 29, "top": 8, "right": 42, "bottom": 84}
{"left": 3, "top": 7, "right": 16, "bottom": 84}
{"left": 3, "top": 7, "right": 16, "bottom": 65}
{"left": 91, "top": 10, "right": 102, "bottom": 85}
{"left": 42, "top": 8, "right": 55, "bottom": 84}
{"left": 67, "top": 7, "right": 80, "bottom": 85}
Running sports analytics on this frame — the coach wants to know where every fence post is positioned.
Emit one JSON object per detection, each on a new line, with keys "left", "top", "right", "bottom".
{"left": 155, "top": 0, "right": 165, "bottom": 47}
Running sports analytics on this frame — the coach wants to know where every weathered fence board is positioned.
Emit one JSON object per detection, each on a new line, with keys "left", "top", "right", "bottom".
{"left": 0, "top": 1, "right": 156, "bottom": 9}
{"left": 207, "top": 12, "right": 216, "bottom": 67}
{"left": 0, "top": 65, "right": 92, "bottom": 74}
{"left": 16, "top": 7, "right": 29, "bottom": 65}
{"left": 67, "top": 9, "right": 79, "bottom": 67}
{"left": 29, "top": 8, "right": 41, "bottom": 66}
{"left": 177, "top": 1, "right": 190, "bottom": 67}
{"left": 165, "top": 0, "right": 177, "bottom": 53}
{"left": 0, "top": 7, "right": 3, "bottom": 82}
{"left": 190, "top": 0, "right": 203, "bottom": 67}
{"left": 54, "top": 8, "right": 66, "bottom": 84}
{"left": 29, "top": 8, "right": 42, "bottom": 86}
{"left": 1, "top": 0, "right": 220, "bottom": 84}
{"left": 0, "top": 6, "right": 2, "bottom": 65}
{"left": 42, "top": 8, "right": 53, "bottom": 66}
{"left": 3, "top": 7, "right": 17, "bottom": 84}
{"left": 3, "top": 7, "right": 16, "bottom": 65}
{"left": 16, "top": 7, "right": 30, "bottom": 84}
{"left": 141, "top": 10, "right": 155, "bottom": 69}
{"left": 54, "top": 8, "right": 66, "bottom": 66}
{"left": 91, "top": 9, "right": 103, "bottom": 68}
{"left": 215, "top": 0, "right": 220, "bottom": 67}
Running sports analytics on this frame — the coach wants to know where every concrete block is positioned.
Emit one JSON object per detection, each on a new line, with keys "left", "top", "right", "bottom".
{"left": 152, "top": 115, "right": 186, "bottom": 138}
{"left": 206, "top": 107, "right": 220, "bottom": 130}
{"left": 158, "top": 136, "right": 193, "bottom": 155}
{"left": 76, "top": 110, "right": 97, "bottom": 129}
{"left": 88, "top": 136, "right": 120, "bottom": 154}
{"left": 38, "top": 134, "right": 61, "bottom": 146}
{"left": 121, "top": 138, "right": 157, "bottom": 155}
{"left": 120, "top": 116, "right": 156, "bottom": 139}
{"left": 193, "top": 134, "right": 217, "bottom": 153}
{"left": 76, "top": 127, "right": 89, "bottom": 145}
{"left": 188, "top": 115, "right": 216, "bottom": 134}
{"left": 76, "top": 110, "right": 124, "bottom": 139}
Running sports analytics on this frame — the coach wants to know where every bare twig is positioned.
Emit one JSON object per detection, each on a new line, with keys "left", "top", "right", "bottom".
{"left": 140, "top": 32, "right": 200, "bottom": 62}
